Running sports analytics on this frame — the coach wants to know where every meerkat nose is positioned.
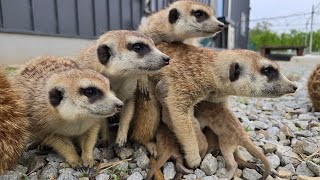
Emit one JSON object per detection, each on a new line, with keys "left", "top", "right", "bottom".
{"left": 218, "top": 23, "right": 225, "bottom": 30}
{"left": 293, "top": 85, "right": 298, "bottom": 91}
{"left": 163, "top": 56, "right": 170, "bottom": 65}
{"left": 115, "top": 103, "right": 124, "bottom": 111}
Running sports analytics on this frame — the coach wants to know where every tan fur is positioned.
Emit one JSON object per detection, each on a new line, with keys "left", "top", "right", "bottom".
{"left": 0, "top": 71, "right": 29, "bottom": 174}
{"left": 195, "top": 101, "right": 271, "bottom": 179}
{"left": 132, "top": 0, "right": 224, "bottom": 153}
{"left": 308, "top": 64, "right": 320, "bottom": 111}
{"left": 134, "top": 43, "right": 297, "bottom": 168}
{"left": 13, "top": 56, "right": 122, "bottom": 167}
{"left": 77, "top": 30, "right": 169, "bottom": 147}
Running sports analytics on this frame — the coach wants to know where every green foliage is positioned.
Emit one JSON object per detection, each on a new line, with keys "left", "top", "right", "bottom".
{"left": 249, "top": 21, "right": 320, "bottom": 52}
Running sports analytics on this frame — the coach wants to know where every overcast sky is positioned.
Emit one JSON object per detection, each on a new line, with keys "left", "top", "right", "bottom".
{"left": 250, "top": 0, "right": 320, "bottom": 32}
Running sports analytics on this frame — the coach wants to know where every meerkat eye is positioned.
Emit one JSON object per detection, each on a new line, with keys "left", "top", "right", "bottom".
{"left": 80, "top": 87, "right": 103, "bottom": 98}
{"left": 192, "top": 10, "right": 209, "bottom": 21}
{"left": 127, "top": 42, "right": 151, "bottom": 56}
{"left": 261, "top": 66, "right": 279, "bottom": 79}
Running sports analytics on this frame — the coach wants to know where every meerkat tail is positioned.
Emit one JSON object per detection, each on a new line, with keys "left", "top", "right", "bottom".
{"left": 146, "top": 151, "right": 172, "bottom": 180}
{"left": 149, "top": 157, "right": 165, "bottom": 180}
{"left": 241, "top": 139, "right": 271, "bottom": 180}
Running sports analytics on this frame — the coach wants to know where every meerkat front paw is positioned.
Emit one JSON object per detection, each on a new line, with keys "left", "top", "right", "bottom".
{"left": 145, "top": 142, "right": 158, "bottom": 157}
{"left": 116, "top": 133, "right": 127, "bottom": 147}
{"left": 82, "top": 156, "right": 95, "bottom": 167}
{"left": 67, "top": 158, "right": 83, "bottom": 168}
{"left": 185, "top": 153, "right": 201, "bottom": 168}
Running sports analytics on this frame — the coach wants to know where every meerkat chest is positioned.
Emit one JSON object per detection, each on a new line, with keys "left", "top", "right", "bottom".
{"left": 113, "top": 78, "right": 137, "bottom": 102}
{"left": 54, "top": 120, "right": 95, "bottom": 137}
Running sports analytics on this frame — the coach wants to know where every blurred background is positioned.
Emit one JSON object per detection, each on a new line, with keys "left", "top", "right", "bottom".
{"left": 0, "top": 0, "right": 319, "bottom": 64}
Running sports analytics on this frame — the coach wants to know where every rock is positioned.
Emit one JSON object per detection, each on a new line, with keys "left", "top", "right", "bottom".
{"left": 202, "top": 176, "right": 218, "bottom": 180}
{"left": 278, "top": 131, "right": 287, "bottom": 141}
{"left": 235, "top": 169, "right": 242, "bottom": 177}
{"left": 163, "top": 162, "right": 176, "bottom": 180}
{"left": 57, "top": 168, "right": 76, "bottom": 180}
{"left": 296, "top": 162, "right": 315, "bottom": 177}
{"left": 276, "top": 145, "right": 301, "bottom": 166}
{"left": 266, "top": 127, "right": 280, "bottom": 140}
{"left": 40, "top": 162, "right": 59, "bottom": 179}
{"left": 46, "top": 153, "right": 64, "bottom": 163}
{"left": 312, "top": 158, "right": 320, "bottom": 164}
{"left": 297, "top": 175, "right": 320, "bottom": 180}
{"left": 13, "top": 165, "right": 28, "bottom": 174}
{"left": 194, "top": 169, "right": 206, "bottom": 178}
{"left": 238, "top": 146, "right": 255, "bottom": 162}
{"left": 129, "top": 163, "right": 137, "bottom": 169}
{"left": 293, "top": 140, "right": 319, "bottom": 155}
{"left": 295, "top": 130, "right": 313, "bottom": 137}
{"left": 79, "top": 178, "right": 89, "bottom": 180}
{"left": 217, "top": 156, "right": 226, "bottom": 169}
{"left": 298, "top": 114, "right": 317, "bottom": 121}
{"left": 183, "top": 174, "right": 197, "bottom": 180}
{"left": 216, "top": 168, "right": 228, "bottom": 178}
{"left": 116, "top": 161, "right": 129, "bottom": 171}
{"left": 253, "top": 121, "right": 269, "bottom": 130}
{"left": 0, "top": 171, "right": 23, "bottom": 180}
{"left": 277, "top": 167, "right": 292, "bottom": 179}
{"left": 28, "top": 172, "right": 38, "bottom": 180}
{"left": 135, "top": 151, "right": 149, "bottom": 169}
{"left": 295, "top": 121, "right": 309, "bottom": 129}
{"left": 281, "top": 126, "right": 295, "bottom": 138}
{"left": 242, "top": 168, "right": 262, "bottom": 180}
{"left": 127, "top": 172, "right": 143, "bottom": 180}
{"left": 200, "top": 154, "right": 218, "bottom": 175}
{"left": 95, "top": 174, "right": 110, "bottom": 180}
{"left": 267, "top": 154, "right": 280, "bottom": 169}
{"left": 306, "top": 161, "right": 320, "bottom": 177}
{"left": 283, "top": 164, "right": 296, "bottom": 173}
{"left": 93, "top": 148, "right": 102, "bottom": 160}
{"left": 263, "top": 143, "right": 277, "bottom": 154}
{"left": 115, "top": 146, "right": 134, "bottom": 159}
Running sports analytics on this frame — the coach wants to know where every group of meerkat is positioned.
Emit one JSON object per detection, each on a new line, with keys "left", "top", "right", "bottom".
{"left": 0, "top": 1, "right": 299, "bottom": 179}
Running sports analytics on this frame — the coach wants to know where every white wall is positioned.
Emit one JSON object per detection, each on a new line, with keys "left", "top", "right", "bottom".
{"left": 0, "top": 33, "right": 94, "bottom": 65}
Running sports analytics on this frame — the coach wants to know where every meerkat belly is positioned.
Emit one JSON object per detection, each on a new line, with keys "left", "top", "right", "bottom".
{"left": 54, "top": 120, "right": 96, "bottom": 137}
{"left": 114, "top": 78, "right": 137, "bottom": 102}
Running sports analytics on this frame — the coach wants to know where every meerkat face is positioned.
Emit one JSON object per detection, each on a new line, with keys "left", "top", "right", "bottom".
{"left": 96, "top": 30, "right": 170, "bottom": 77}
{"left": 168, "top": 1, "right": 224, "bottom": 38}
{"left": 215, "top": 50, "right": 297, "bottom": 98}
{"left": 47, "top": 69, "right": 124, "bottom": 121}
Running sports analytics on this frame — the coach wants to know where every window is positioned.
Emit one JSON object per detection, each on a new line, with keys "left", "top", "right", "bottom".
{"left": 217, "top": 0, "right": 223, "bottom": 17}
{"left": 240, "top": 12, "right": 247, "bottom": 36}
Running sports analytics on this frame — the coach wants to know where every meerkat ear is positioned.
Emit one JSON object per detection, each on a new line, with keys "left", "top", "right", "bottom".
{"left": 229, "top": 62, "right": 241, "bottom": 82}
{"left": 97, "top": 44, "right": 111, "bottom": 65}
{"left": 49, "top": 88, "right": 64, "bottom": 107}
{"left": 169, "top": 8, "right": 180, "bottom": 24}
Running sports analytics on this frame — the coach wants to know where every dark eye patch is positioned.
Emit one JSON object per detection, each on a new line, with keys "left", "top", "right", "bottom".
{"left": 261, "top": 66, "right": 279, "bottom": 81}
{"left": 79, "top": 86, "right": 104, "bottom": 103}
{"left": 127, "top": 42, "right": 151, "bottom": 58}
{"left": 192, "top": 10, "right": 209, "bottom": 22}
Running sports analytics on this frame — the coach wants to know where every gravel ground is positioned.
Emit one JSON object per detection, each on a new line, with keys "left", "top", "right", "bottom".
{"left": 0, "top": 61, "right": 319, "bottom": 180}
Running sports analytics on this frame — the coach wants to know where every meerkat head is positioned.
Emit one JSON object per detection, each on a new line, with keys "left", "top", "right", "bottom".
{"left": 167, "top": 0, "right": 224, "bottom": 39}
{"left": 96, "top": 30, "right": 170, "bottom": 77}
{"left": 214, "top": 50, "right": 297, "bottom": 98}
{"left": 46, "top": 69, "right": 124, "bottom": 121}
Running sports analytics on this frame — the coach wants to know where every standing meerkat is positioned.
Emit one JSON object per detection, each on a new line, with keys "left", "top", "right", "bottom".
{"left": 195, "top": 101, "right": 271, "bottom": 180}
{"left": 140, "top": 43, "right": 297, "bottom": 168}
{"left": 13, "top": 56, "right": 123, "bottom": 167}
{"left": 308, "top": 64, "right": 320, "bottom": 111}
{"left": 132, "top": 0, "right": 224, "bottom": 153}
{"left": 0, "top": 71, "right": 29, "bottom": 174}
{"left": 77, "top": 30, "right": 170, "bottom": 146}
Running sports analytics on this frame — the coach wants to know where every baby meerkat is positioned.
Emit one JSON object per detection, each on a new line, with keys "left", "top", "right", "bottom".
{"left": 308, "top": 64, "right": 320, "bottom": 111}
{"left": 13, "top": 56, "right": 123, "bottom": 167}
{"left": 77, "top": 30, "right": 170, "bottom": 147}
{"left": 195, "top": 101, "right": 271, "bottom": 180}
{"left": 143, "top": 43, "right": 297, "bottom": 168}
{"left": 0, "top": 71, "right": 29, "bottom": 174}
{"left": 132, "top": 0, "right": 224, "bottom": 154}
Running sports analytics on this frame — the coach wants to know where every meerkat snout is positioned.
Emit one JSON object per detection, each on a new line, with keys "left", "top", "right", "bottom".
{"left": 162, "top": 56, "right": 171, "bottom": 65}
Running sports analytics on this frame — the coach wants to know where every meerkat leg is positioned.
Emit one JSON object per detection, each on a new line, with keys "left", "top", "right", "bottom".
{"left": 99, "top": 120, "right": 110, "bottom": 146}
{"left": 79, "top": 123, "right": 101, "bottom": 167}
{"left": 165, "top": 105, "right": 201, "bottom": 168}
{"left": 42, "top": 135, "right": 82, "bottom": 167}
{"left": 219, "top": 143, "right": 238, "bottom": 180}
{"left": 116, "top": 98, "right": 135, "bottom": 146}
{"left": 145, "top": 142, "right": 158, "bottom": 157}
{"left": 234, "top": 148, "right": 257, "bottom": 169}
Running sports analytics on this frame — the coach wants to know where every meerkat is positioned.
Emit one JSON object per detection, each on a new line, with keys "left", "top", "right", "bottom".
{"left": 0, "top": 71, "right": 29, "bottom": 174}
{"left": 76, "top": 30, "right": 170, "bottom": 147}
{"left": 195, "top": 101, "right": 271, "bottom": 180}
{"left": 132, "top": 0, "right": 224, "bottom": 154}
{"left": 13, "top": 56, "right": 123, "bottom": 167}
{"left": 136, "top": 43, "right": 297, "bottom": 168}
{"left": 308, "top": 64, "right": 320, "bottom": 111}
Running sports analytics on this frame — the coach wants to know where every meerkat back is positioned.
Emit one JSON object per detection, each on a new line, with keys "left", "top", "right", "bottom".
{"left": 0, "top": 70, "right": 29, "bottom": 174}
